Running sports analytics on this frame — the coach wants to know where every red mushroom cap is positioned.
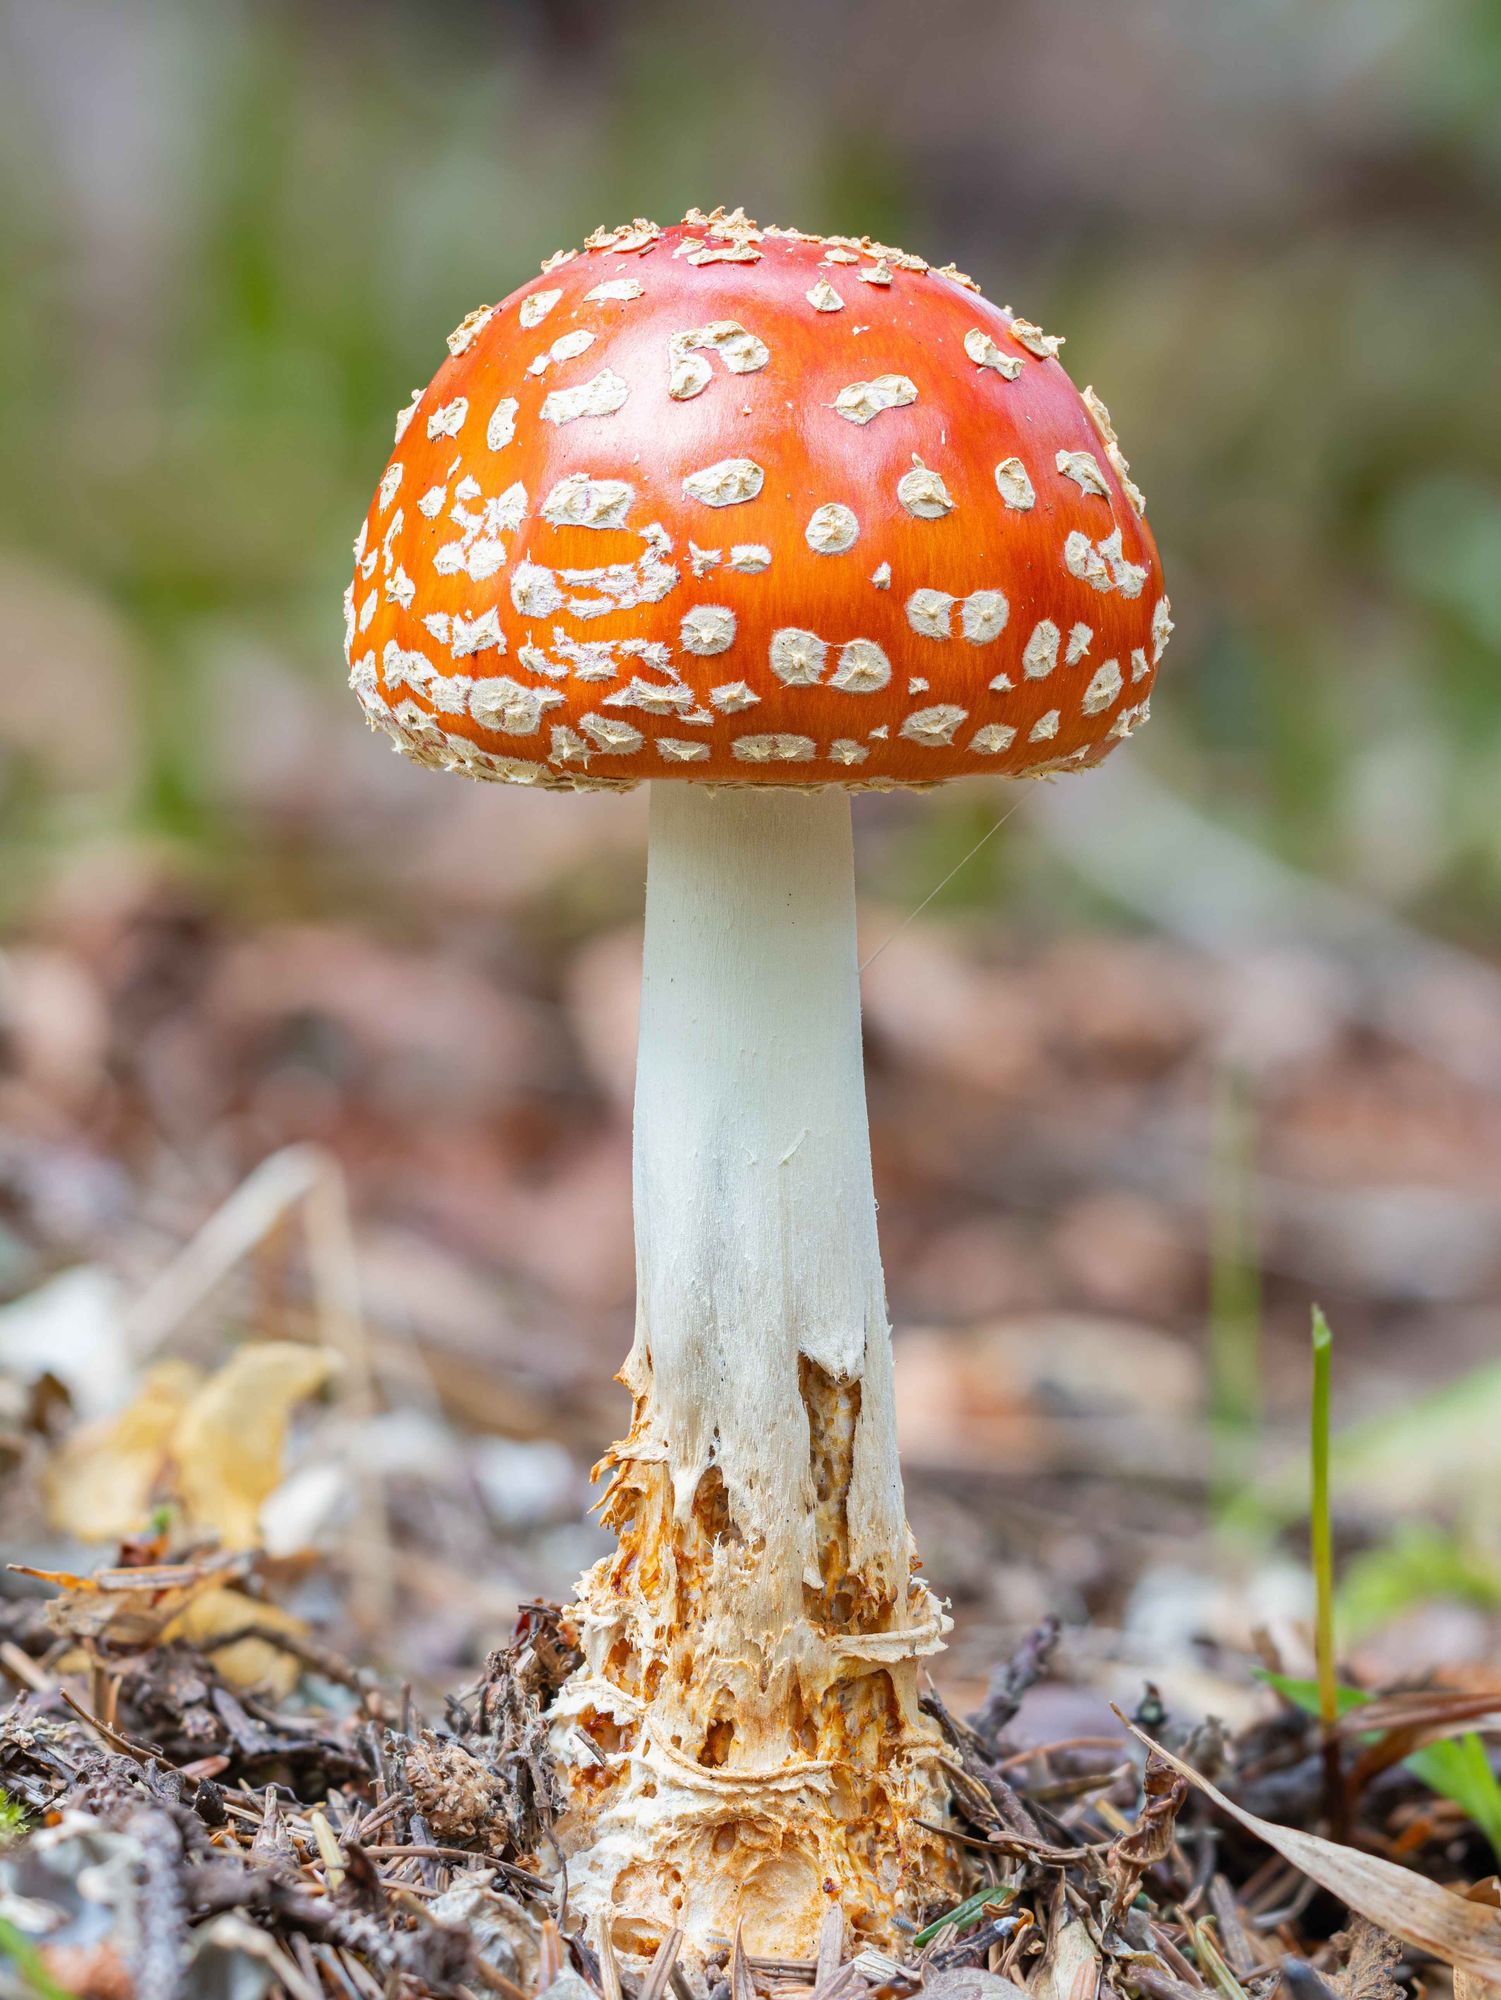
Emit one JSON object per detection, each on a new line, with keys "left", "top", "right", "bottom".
{"left": 346, "top": 208, "right": 1170, "bottom": 790}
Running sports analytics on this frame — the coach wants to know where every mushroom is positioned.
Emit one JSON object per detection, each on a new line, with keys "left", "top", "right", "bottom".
{"left": 346, "top": 207, "right": 1170, "bottom": 1957}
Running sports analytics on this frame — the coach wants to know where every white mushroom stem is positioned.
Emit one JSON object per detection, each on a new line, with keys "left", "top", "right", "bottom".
{"left": 635, "top": 783, "right": 905, "bottom": 1593}
{"left": 553, "top": 785, "right": 956, "bottom": 1957}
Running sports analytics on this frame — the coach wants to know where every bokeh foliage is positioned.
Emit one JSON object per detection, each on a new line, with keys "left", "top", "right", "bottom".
{"left": 1, "top": 0, "right": 1499, "bottom": 923}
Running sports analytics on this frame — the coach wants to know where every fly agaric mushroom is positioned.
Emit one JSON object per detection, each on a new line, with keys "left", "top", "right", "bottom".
{"left": 346, "top": 207, "right": 1169, "bottom": 1957}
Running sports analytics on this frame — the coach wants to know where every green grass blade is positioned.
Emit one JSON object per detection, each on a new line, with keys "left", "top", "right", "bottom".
{"left": 912, "top": 1881, "right": 1016, "bottom": 1947}
{"left": 1260, "top": 1670, "right": 1501, "bottom": 1865}
{"left": 1310, "top": 1306, "right": 1338, "bottom": 1731}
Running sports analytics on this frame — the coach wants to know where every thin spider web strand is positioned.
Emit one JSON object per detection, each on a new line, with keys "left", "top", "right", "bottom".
{"left": 858, "top": 793, "right": 1030, "bottom": 974}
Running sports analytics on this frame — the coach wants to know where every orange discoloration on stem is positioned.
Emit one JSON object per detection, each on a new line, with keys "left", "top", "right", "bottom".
{"left": 551, "top": 1359, "right": 958, "bottom": 1958}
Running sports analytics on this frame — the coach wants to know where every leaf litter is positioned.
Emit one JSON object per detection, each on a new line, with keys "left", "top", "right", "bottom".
{"left": 5, "top": 880, "right": 1501, "bottom": 1992}
{"left": 8, "top": 1296, "right": 1501, "bottom": 2000}
{"left": 5, "top": 1397, "right": 1501, "bottom": 1999}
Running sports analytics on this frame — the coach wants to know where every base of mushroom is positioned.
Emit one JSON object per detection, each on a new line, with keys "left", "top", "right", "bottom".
{"left": 543, "top": 1417, "right": 962, "bottom": 1960}
{"left": 548, "top": 1670, "right": 960, "bottom": 1960}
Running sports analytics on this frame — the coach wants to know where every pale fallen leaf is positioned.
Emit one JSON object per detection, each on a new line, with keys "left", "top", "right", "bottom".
{"left": 165, "top": 1585, "right": 307, "bottom": 1697}
{"left": 44, "top": 1360, "right": 200, "bottom": 1541}
{"left": 926, "top": 1975, "right": 1029, "bottom": 2000}
{"left": 1030, "top": 1909, "right": 1099, "bottom": 2000}
{"left": 1455, "top": 1882, "right": 1501, "bottom": 2000}
{"left": 429, "top": 1873, "right": 541, "bottom": 1990}
{"left": 21, "top": 1555, "right": 306, "bottom": 1693}
{"left": 170, "top": 1341, "right": 338, "bottom": 1548}
{"left": 42, "top": 1341, "right": 337, "bottom": 1549}
{"left": 1125, "top": 1719, "right": 1501, "bottom": 1982}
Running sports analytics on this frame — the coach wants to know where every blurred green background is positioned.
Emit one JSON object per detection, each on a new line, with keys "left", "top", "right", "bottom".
{"left": 2, "top": 0, "right": 1499, "bottom": 916}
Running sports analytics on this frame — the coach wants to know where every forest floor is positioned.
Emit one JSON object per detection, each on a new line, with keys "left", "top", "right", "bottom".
{"left": 3, "top": 829, "right": 1501, "bottom": 1998}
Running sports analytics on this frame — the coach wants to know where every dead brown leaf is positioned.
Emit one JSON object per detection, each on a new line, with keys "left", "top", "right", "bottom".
{"left": 1455, "top": 1883, "right": 1501, "bottom": 2000}
{"left": 1107, "top": 1750, "right": 1188, "bottom": 1923}
{"left": 1124, "top": 1717, "right": 1501, "bottom": 1982}
{"left": 1328, "top": 1919, "right": 1404, "bottom": 2000}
